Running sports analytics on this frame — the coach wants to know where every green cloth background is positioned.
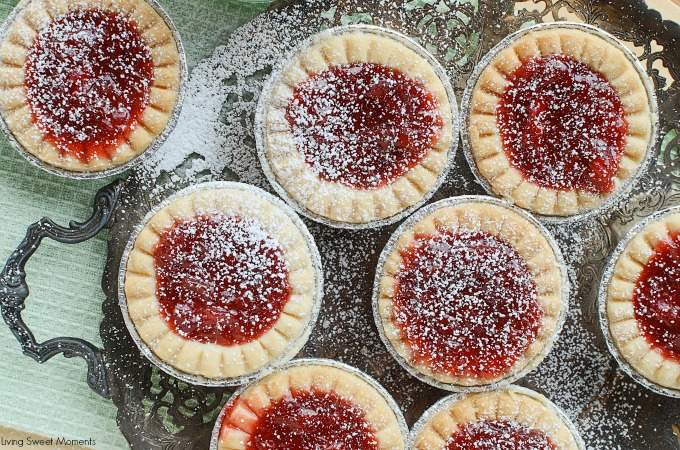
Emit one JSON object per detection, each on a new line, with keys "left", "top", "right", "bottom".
{"left": 0, "top": 1, "right": 271, "bottom": 448}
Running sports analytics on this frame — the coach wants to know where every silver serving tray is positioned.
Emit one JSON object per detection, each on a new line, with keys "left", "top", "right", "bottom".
{"left": 4, "top": 0, "right": 677, "bottom": 448}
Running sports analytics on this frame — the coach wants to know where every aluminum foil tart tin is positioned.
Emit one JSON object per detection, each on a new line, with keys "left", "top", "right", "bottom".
{"left": 598, "top": 204, "right": 680, "bottom": 398}
{"left": 408, "top": 385, "right": 587, "bottom": 450}
{"left": 0, "top": 0, "right": 188, "bottom": 179}
{"left": 255, "top": 23, "right": 460, "bottom": 230}
{"left": 117, "top": 181, "right": 325, "bottom": 387}
{"left": 460, "top": 21, "right": 659, "bottom": 224}
{"left": 208, "top": 357, "right": 410, "bottom": 450}
{"left": 372, "top": 194, "right": 570, "bottom": 392}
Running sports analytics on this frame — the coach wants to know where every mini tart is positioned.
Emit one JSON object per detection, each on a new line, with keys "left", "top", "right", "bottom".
{"left": 412, "top": 388, "right": 582, "bottom": 450}
{"left": 606, "top": 210, "right": 680, "bottom": 391}
{"left": 376, "top": 199, "right": 565, "bottom": 387}
{"left": 0, "top": 0, "right": 182, "bottom": 174}
{"left": 260, "top": 26, "right": 455, "bottom": 225}
{"left": 215, "top": 361, "right": 406, "bottom": 449}
{"left": 467, "top": 24, "right": 653, "bottom": 216}
{"left": 123, "top": 184, "right": 321, "bottom": 381}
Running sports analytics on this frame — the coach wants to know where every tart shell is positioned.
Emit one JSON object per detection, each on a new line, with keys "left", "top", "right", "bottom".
{"left": 462, "top": 22, "right": 657, "bottom": 219}
{"left": 373, "top": 195, "right": 568, "bottom": 390}
{"left": 600, "top": 206, "right": 680, "bottom": 395}
{"left": 257, "top": 24, "right": 458, "bottom": 228}
{"left": 0, "top": 0, "right": 185, "bottom": 177}
{"left": 119, "top": 182, "right": 324, "bottom": 386}
{"left": 410, "top": 387, "right": 584, "bottom": 450}
{"left": 210, "top": 358, "right": 409, "bottom": 450}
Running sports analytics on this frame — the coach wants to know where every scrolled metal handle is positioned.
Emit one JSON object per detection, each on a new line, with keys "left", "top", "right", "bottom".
{"left": 0, "top": 179, "right": 124, "bottom": 399}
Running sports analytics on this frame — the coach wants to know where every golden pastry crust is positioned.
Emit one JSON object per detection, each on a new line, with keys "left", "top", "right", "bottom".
{"left": 377, "top": 200, "right": 565, "bottom": 387}
{"left": 0, "top": 0, "right": 182, "bottom": 173}
{"left": 467, "top": 26, "right": 653, "bottom": 217}
{"left": 606, "top": 211, "right": 680, "bottom": 390}
{"left": 123, "top": 185, "right": 320, "bottom": 381}
{"left": 217, "top": 363, "right": 406, "bottom": 450}
{"left": 261, "top": 28, "right": 455, "bottom": 225}
{"left": 413, "top": 388, "right": 581, "bottom": 450}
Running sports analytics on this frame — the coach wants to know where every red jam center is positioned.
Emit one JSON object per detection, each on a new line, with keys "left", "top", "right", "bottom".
{"left": 633, "top": 230, "right": 680, "bottom": 363}
{"left": 286, "top": 63, "right": 443, "bottom": 189}
{"left": 153, "top": 214, "right": 292, "bottom": 346}
{"left": 25, "top": 10, "right": 154, "bottom": 163}
{"left": 392, "top": 230, "right": 542, "bottom": 379}
{"left": 497, "top": 54, "right": 628, "bottom": 194}
{"left": 446, "top": 420, "right": 558, "bottom": 450}
{"left": 223, "top": 389, "right": 379, "bottom": 449}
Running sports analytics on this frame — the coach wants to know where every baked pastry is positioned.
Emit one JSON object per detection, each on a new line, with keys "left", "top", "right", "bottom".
{"left": 375, "top": 197, "right": 566, "bottom": 387}
{"left": 215, "top": 360, "right": 407, "bottom": 449}
{"left": 122, "top": 183, "right": 322, "bottom": 382}
{"left": 605, "top": 208, "right": 680, "bottom": 391}
{"left": 259, "top": 26, "right": 455, "bottom": 226}
{"left": 0, "top": 0, "right": 183, "bottom": 174}
{"left": 412, "top": 388, "right": 582, "bottom": 450}
{"left": 466, "top": 23, "right": 653, "bottom": 216}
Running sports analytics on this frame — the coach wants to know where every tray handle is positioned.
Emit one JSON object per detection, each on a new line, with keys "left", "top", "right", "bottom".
{"left": 0, "top": 179, "right": 124, "bottom": 399}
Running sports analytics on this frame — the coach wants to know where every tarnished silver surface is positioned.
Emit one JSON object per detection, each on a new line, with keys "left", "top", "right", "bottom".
{"left": 207, "top": 358, "right": 410, "bottom": 450}
{"left": 99, "top": 0, "right": 680, "bottom": 448}
{"left": 0, "top": 0, "right": 188, "bottom": 179}
{"left": 117, "top": 181, "right": 324, "bottom": 387}
{"left": 255, "top": 24, "right": 460, "bottom": 229}
{"left": 371, "top": 195, "right": 569, "bottom": 392}
{"left": 598, "top": 204, "right": 680, "bottom": 399}
{"left": 408, "top": 386, "right": 587, "bottom": 450}
{"left": 460, "top": 22, "right": 659, "bottom": 224}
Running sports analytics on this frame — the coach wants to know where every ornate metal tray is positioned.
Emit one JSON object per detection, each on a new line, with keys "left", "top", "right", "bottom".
{"left": 2, "top": 0, "right": 680, "bottom": 449}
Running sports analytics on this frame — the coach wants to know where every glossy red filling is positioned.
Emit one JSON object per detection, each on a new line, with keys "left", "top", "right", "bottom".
{"left": 633, "top": 230, "right": 680, "bottom": 363}
{"left": 445, "top": 420, "right": 558, "bottom": 450}
{"left": 24, "top": 10, "right": 154, "bottom": 163}
{"left": 286, "top": 63, "right": 443, "bottom": 189}
{"left": 223, "top": 388, "right": 379, "bottom": 449}
{"left": 392, "top": 229, "right": 542, "bottom": 379}
{"left": 497, "top": 54, "right": 628, "bottom": 194}
{"left": 153, "top": 214, "right": 292, "bottom": 346}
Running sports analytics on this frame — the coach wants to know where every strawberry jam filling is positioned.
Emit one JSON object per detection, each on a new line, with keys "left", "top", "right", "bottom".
{"left": 286, "top": 63, "right": 443, "bottom": 189}
{"left": 222, "top": 389, "right": 379, "bottom": 449}
{"left": 392, "top": 229, "right": 542, "bottom": 379}
{"left": 497, "top": 54, "right": 628, "bottom": 194}
{"left": 446, "top": 420, "right": 558, "bottom": 450}
{"left": 633, "top": 230, "right": 680, "bottom": 363}
{"left": 24, "top": 10, "right": 154, "bottom": 163}
{"left": 153, "top": 215, "right": 292, "bottom": 346}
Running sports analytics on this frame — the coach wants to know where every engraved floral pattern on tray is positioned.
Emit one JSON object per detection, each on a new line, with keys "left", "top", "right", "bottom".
{"left": 101, "top": 0, "right": 680, "bottom": 448}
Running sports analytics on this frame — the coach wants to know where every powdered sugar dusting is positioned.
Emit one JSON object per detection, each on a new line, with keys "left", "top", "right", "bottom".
{"left": 498, "top": 53, "right": 628, "bottom": 194}
{"left": 287, "top": 63, "right": 443, "bottom": 188}
{"left": 223, "top": 389, "right": 380, "bottom": 449}
{"left": 25, "top": 10, "right": 154, "bottom": 161}
{"left": 125, "top": 3, "right": 678, "bottom": 448}
{"left": 138, "top": 11, "right": 303, "bottom": 187}
{"left": 154, "top": 213, "right": 291, "bottom": 346}
{"left": 445, "top": 419, "right": 558, "bottom": 450}
{"left": 632, "top": 230, "right": 680, "bottom": 362}
{"left": 392, "top": 229, "right": 541, "bottom": 380}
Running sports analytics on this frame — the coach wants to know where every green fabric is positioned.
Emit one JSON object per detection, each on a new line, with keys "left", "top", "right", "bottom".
{"left": 0, "top": 0, "right": 271, "bottom": 448}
